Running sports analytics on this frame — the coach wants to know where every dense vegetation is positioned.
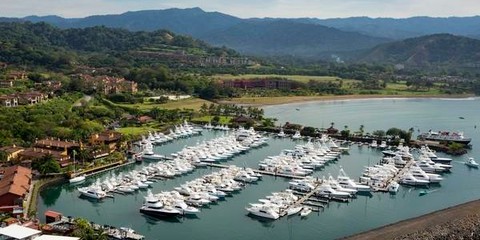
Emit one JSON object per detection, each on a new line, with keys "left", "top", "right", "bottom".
{"left": 0, "top": 21, "right": 238, "bottom": 71}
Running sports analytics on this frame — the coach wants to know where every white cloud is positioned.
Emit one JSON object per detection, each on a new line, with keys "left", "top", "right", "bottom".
{"left": 0, "top": 0, "right": 479, "bottom": 18}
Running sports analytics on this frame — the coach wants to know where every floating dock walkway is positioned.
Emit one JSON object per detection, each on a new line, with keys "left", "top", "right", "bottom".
{"left": 207, "top": 163, "right": 306, "bottom": 179}
{"left": 375, "top": 160, "right": 415, "bottom": 192}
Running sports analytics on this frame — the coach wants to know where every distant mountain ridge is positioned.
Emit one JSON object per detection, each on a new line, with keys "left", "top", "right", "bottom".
{"left": 308, "top": 16, "right": 480, "bottom": 39}
{"left": 0, "top": 8, "right": 388, "bottom": 57}
{"left": 201, "top": 20, "right": 389, "bottom": 57}
{"left": 2, "top": 8, "right": 480, "bottom": 61}
{"left": 359, "top": 34, "right": 480, "bottom": 66}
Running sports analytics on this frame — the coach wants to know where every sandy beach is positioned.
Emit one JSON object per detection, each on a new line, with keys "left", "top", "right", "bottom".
{"left": 344, "top": 199, "right": 480, "bottom": 240}
{"left": 218, "top": 94, "right": 475, "bottom": 106}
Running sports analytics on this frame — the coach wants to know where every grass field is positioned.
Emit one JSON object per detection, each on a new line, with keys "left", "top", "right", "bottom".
{"left": 116, "top": 126, "right": 157, "bottom": 138}
{"left": 213, "top": 74, "right": 359, "bottom": 84}
{"left": 219, "top": 92, "right": 469, "bottom": 106}
{"left": 191, "top": 115, "right": 233, "bottom": 124}
{"left": 117, "top": 98, "right": 213, "bottom": 111}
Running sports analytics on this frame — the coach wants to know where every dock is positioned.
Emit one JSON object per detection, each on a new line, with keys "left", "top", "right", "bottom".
{"left": 73, "top": 160, "right": 136, "bottom": 178}
{"left": 48, "top": 216, "right": 145, "bottom": 240}
{"left": 207, "top": 163, "right": 306, "bottom": 179}
{"left": 375, "top": 160, "right": 415, "bottom": 192}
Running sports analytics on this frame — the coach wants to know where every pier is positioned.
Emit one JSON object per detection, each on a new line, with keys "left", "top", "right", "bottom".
{"left": 77, "top": 160, "right": 136, "bottom": 178}
{"left": 207, "top": 163, "right": 306, "bottom": 179}
{"left": 374, "top": 160, "right": 415, "bottom": 192}
{"left": 46, "top": 214, "right": 145, "bottom": 240}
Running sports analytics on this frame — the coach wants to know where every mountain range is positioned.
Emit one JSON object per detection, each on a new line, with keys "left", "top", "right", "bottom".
{"left": 1, "top": 8, "right": 480, "bottom": 64}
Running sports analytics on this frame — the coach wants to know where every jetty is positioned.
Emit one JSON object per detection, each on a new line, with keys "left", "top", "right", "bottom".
{"left": 71, "top": 160, "right": 135, "bottom": 179}
{"left": 374, "top": 160, "right": 415, "bottom": 192}
{"left": 44, "top": 211, "right": 145, "bottom": 240}
{"left": 207, "top": 163, "right": 306, "bottom": 179}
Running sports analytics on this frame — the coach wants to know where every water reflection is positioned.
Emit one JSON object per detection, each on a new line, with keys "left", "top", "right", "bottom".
{"left": 40, "top": 185, "right": 62, "bottom": 207}
{"left": 247, "top": 214, "right": 275, "bottom": 228}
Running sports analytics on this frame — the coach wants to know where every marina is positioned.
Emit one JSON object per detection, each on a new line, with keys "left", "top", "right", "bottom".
{"left": 38, "top": 97, "right": 480, "bottom": 240}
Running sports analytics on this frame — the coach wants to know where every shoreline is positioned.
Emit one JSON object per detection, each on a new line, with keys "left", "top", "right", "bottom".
{"left": 344, "top": 198, "right": 480, "bottom": 240}
{"left": 218, "top": 94, "right": 476, "bottom": 106}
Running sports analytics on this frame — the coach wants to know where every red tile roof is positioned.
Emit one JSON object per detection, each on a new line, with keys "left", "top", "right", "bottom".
{"left": 0, "top": 166, "right": 32, "bottom": 198}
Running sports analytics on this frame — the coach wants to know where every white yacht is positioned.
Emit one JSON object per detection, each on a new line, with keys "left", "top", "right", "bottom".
{"left": 400, "top": 173, "right": 429, "bottom": 186}
{"left": 315, "top": 183, "right": 351, "bottom": 199}
{"left": 292, "top": 131, "right": 302, "bottom": 140}
{"left": 78, "top": 187, "right": 107, "bottom": 199}
{"left": 388, "top": 181, "right": 400, "bottom": 193}
{"left": 246, "top": 204, "right": 280, "bottom": 220}
{"left": 139, "top": 195, "right": 181, "bottom": 218}
{"left": 286, "top": 206, "right": 302, "bottom": 216}
{"left": 172, "top": 200, "right": 200, "bottom": 216}
{"left": 465, "top": 157, "right": 479, "bottom": 168}
{"left": 337, "top": 168, "right": 371, "bottom": 192}
{"left": 69, "top": 175, "right": 86, "bottom": 184}
{"left": 277, "top": 128, "right": 286, "bottom": 138}
{"left": 300, "top": 207, "right": 312, "bottom": 217}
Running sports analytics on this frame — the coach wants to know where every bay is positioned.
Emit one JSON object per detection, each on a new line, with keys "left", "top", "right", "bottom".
{"left": 38, "top": 97, "right": 480, "bottom": 240}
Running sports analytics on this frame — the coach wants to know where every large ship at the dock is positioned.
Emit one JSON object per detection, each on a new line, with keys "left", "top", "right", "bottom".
{"left": 418, "top": 130, "right": 471, "bottom": 144}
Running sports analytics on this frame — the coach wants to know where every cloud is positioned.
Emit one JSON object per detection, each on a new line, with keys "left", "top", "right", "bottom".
{"left": 0, "top": 0, "right": 479, "bottom": 18}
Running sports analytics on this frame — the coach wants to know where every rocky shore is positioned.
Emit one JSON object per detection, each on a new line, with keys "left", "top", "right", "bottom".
{"left": 394, "top": 213, "right": 480, "bottom": 240}
{"left": 345, "top": 199, "right": 480, "bottom": 240}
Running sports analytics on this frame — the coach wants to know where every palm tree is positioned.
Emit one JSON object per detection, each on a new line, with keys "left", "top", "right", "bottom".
{"left": 359, "top": 124, "right": 365, "bottom": 136}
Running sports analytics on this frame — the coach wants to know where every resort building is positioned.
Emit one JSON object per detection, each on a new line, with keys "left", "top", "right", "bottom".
{"left": 76, "top": 74, "right": 138, "bottom": 94}
{"left": 89, "top": 131, "right": 123, "bottom": 158}
{"left": 17, "top": 139, "right": 81, "bottom": 167}
{"left": 0, "top": 94, "right": 19, "bottom": 107}
{"left": 0, "top": 145, "right": 25, "bottom": 162}
{"left": 16, "top": 91, "right": 48, "bottom": 105}
{"left": 0, "top": 166, "right": 32, "bottom": 216}
{"left": 18, "top": 148, "right": 71, "bottom": 168}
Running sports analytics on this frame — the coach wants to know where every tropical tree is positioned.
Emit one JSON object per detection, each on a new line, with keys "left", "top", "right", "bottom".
{"left": 359, "top": 125, "right": 365, "bottom": 136}
{"left": 72, "top": 218, "right": 108, "bottom": 240}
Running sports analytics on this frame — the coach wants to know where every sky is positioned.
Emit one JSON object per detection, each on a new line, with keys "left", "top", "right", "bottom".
{"left": 0, "top": 0, "right": 479, "bottom": 19}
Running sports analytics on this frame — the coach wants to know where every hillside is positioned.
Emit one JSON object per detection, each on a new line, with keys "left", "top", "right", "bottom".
{"left": 23, "top": 8, "right": 242, "bottom": 37}
{"left": 200, "top": 20, "right": 389, "bottom": 57}
{"left": 2, "top": 9, "right": 388, "bottom": 58}
{"left": 0, "top": 22, "right": 240, "bottom": 70}
{"left": 359, "top": 34, "right": 480, "bottom": 66}
{"left": 309, "top": 16, "right": 480, "bottom": 40}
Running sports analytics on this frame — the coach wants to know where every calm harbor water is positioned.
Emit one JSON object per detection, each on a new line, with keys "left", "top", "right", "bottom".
{"left": 38, "top": 97, "right": 480, "bottom": 240}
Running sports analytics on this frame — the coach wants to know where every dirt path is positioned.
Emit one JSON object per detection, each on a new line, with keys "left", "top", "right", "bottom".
{"left": 344, "top": 199, "right": 480, "bottom": 240}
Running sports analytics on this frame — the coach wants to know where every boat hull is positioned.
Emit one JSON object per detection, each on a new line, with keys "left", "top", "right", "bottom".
{"left": 140, "top": 208, "right": 180, "bottom": 218}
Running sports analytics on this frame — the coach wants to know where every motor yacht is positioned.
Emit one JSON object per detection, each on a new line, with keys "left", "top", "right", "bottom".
{"left": 246, "top": 204, "right": 280, "bottom": 220}
{"left": 292, "top": 131, "right": 302, "bottom": 140}
{"left": 78, "top": 187, "right": 107, "bottom": 199}
{"left": 400, "top": 173, "right": 429, "bottom": 186}
{"left": 465, "top": 157, "right": 479, "bottom": 168}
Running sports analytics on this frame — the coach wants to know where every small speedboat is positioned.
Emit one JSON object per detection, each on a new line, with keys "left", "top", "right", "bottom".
{"left": 70, "top": 175, "right": 86, "bottom": 184}
{"left": 300, "top": 207, "right": 312, "bottom": 217}
{"left": 465, "top": 157, "right": 479, "bottom": 168}
{"left": 287, "top": 206, "right": 302, "bottom": 216}
{"left": 388, "top": 181, "right": 400, "bottom": 194}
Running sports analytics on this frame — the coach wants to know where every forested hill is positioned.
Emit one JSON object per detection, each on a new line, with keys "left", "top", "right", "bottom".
{"left": 200, "top": 20, "right": 389, "bottom": 57}
{"left": 0, "top": 22, "right": 239, "bottom": 69}
{"left": 1, "top": 8, "right": 388, "bottom": 58}
{"left": 359, "top": 34, "right": 480, "bottom": 66}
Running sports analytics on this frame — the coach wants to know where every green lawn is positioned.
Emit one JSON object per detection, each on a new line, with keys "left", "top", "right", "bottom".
{"left": 117, "top": 98, "right": 213, "bottom": 111}
{"left": 116, "top": 126, "right": 157, "bottom": 138}
{"left": 191, "top": 115, "right": 233, "bottom": 124}
{"left": 213, "top": 74, "right": 359, "bottom": 84}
